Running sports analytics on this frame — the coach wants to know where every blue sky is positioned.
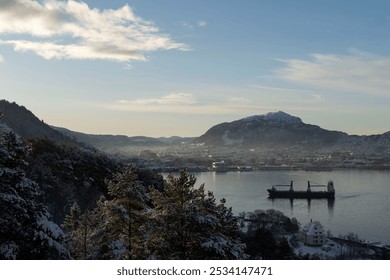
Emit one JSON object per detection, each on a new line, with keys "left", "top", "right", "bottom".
{"left": 1, "top": 0, "right": 390, "bottom": 137}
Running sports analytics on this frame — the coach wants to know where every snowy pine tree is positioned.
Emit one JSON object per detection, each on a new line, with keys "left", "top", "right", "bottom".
{"left": 147, "top": 170, "right": 245, "bottom": 259}
{"left": 0, "top": 116, "right": 69, "bottom": 259}
{"left": 101, "top": 165, "right": 149, "bottom": 259}
{"left": 61, "top": 166, "right": 156, "bottom": 259}
{"left": 63, "top": 197, "right": 112, "bottom": 260}
{"left": 62, "top": 202, "right": 93, "bottom": 259}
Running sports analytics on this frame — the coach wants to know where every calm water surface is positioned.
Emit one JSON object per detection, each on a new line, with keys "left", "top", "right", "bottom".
{"left": 191, "top": 170, "right": 390, "bottom": 244}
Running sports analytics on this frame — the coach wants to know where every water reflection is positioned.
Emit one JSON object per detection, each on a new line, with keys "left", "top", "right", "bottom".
{"left": 327, "top": 198, "right": 335, "bottom": 216}
{"left": 268, "top": 197, "right": 335, "bottom": 214}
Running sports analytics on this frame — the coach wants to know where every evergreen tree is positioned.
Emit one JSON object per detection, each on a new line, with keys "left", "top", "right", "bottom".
{"left": 102, "top": 165, "right": 149, "bottom": 259}
{"left": 147, "top": 170, "right": 245, "bottom": 259}
{"left": 245, "top": 227, "right": 277, "bottom": 259}
{"left": 63, "top": 197, "right": 112, "bottom": 260}
{"left": 62, "top": 202, "right": 92, "bottom": 259}
{"left": 241, "top": 209, "right": 296, "bottom": 259}
{"left": 61, "top": 166, "right": 161, "bottom": 260}
{"left": 0, "top": 117, "right": 69, "bottom": 259}
{"left": 63, "top": 202, "right": 82, "bottom": 233}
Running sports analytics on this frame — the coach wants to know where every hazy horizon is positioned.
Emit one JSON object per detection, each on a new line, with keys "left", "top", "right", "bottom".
{"left": 41, "top": 109, "right": 390, "bottom": 138}
{"left": 2, "top": 0, "right": 390, "bottom": 137}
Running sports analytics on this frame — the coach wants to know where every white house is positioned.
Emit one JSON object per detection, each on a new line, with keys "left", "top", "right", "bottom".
{"left": 301, "top": 220, "right": 326, "bottom": 246}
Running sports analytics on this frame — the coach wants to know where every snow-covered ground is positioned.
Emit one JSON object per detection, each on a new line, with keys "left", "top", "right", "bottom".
{"left": 293, "top": 238, "right": 380, "bottom": 259}
{"left": 294, "top": 239, "right": 342, "bottom": 259}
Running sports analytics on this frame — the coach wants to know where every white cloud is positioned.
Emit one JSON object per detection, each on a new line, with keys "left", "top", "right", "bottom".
{"left": 180, "top": 20, "right": 207, "bottom": 30}
{"left": 197, "top": 20, "right": 207, "bottom": 28}
{"left": 0, "top": 54, "right": 4, "bottom": 63}
{"left": 120, "top": 93, "right": 197, "bottom": 106}
{"left": 109, "top": 93, "right": 198, "bottom": 114}
{"left": 0, "top": 0, "right": 188, "bottom": 62}
{"left": 104, "top": 92, "right": 278, "bottom": 115}
{"left": 275, "top": 50, "right": 390, "bottom": 97}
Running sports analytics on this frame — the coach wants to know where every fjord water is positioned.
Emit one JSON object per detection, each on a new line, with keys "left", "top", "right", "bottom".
{"left": 194, "top": 170, "right": 390, "bottom": 244}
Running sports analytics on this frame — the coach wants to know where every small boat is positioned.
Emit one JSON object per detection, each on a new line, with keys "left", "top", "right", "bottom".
{"left": 267, "top": 180, "right": 335, "bottom": 199}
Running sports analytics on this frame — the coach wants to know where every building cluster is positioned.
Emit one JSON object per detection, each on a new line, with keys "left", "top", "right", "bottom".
{"left": 127, "top": 141, "right": 390, "bottom": 172}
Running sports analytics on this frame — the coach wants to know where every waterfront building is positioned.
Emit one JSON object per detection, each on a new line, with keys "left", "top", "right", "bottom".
{"left": 301, "top": 220, "right": 326, "bottom": 246}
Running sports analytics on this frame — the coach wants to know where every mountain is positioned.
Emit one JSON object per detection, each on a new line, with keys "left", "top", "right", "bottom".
{"left": 195, "top": 111, "right": 390, "bottom": 157}
{"left": 53, "top": 126, "right": 195, "bottom": 157}
{"left": 0, "top": 99, "right": 193, "bottom": 157}
{"left": 54, "top": 126, "right": 166, "bottom": 148}
{"left": 0, "top": 99, "right": 122, "bottom": 224}
{"left": 196, "top": 111, "right": 348, "bottom": 149}
{"left": 0, "top": 99, "right": 81, "bottom": 146}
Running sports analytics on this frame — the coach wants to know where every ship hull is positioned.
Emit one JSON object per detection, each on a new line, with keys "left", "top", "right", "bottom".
{"left": 267, "top": 189, "right": 335, "bottom": 199}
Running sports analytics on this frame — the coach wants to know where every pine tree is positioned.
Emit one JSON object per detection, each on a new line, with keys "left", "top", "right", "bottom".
{"left": 0, "top": 117, "right": 69, "bottom": 259}
{"left": 63, "top": 197, "right": 112, "bottom": 260}
{"left": 102, "top": 165, "right": 149, "bottom": 259}
{"left": 147, "top": 170, "right": 245, "bottom": 259}
{"left": 62, "top": 202, "right": 92, "bottom": 259}
{"left": 63, "top": 202, "right": 81, "bottom": 233}
{"left": 61, "top": 166, "right": 153, "bottom": 260}
{"left": 242, "top": 209, "right": 296, "bottom": 259}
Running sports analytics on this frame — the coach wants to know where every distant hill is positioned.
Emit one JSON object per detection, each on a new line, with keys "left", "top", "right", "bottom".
{"left": 0, "top": 99, "right": 81, "bottom": 146}
{"left": 0, "top": 99, "right": 193, "bottom": 156}
{"left": 195, "top": 111, "right": 390, "bottom": 153}
{"left": 196, "top": 111, "right": 347, "bottom": 148}
{"left": 53, "top": 126, "right": 166, "bottom": 148}
{"left": 53, "top": 126, "right": 195, "bottom": 156}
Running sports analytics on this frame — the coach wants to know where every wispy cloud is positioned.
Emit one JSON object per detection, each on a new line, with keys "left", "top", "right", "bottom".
{"left": 0, "top": 0, "right": 188, "bottom": 62}
{"left": 106, "top": 93, "right": 196, "bottom": 114}
{"left": 104, "top": 92, "right": 280, "bottom": 115}
{"left": 0, "top": 54, "right": 3, "bottom": 63}
{"left": 119, "top": 93, "right": 196, "bottom": 106}
{"left": 247, "top": 84, "right": 318, "bottom": 93}
{"left": 197, "top": 20, "right": 207, "bottom": 28}
{"left": 275, "top": 49, "right": 390, "bottom": 97}
{"left": 180, "top": 20, "right": 208, "bottom": 30}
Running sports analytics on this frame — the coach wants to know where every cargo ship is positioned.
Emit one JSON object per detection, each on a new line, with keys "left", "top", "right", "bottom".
{"left": 267, "top": 180, "right": 335, "bottom": 199}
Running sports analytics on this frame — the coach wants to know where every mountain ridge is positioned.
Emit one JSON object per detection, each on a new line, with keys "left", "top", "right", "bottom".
{"left": 0, "top": 99, "right": 83, "bottom": 147}
{"left": 52, "top": 126, "right": 195, "bottom": 156}
{"left": 1, "top": 99, "right": 389, "bottom": 159}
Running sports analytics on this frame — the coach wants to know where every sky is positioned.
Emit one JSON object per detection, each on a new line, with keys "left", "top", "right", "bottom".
{"left": 1, "top": 0, "right": 390, "bottom": 137}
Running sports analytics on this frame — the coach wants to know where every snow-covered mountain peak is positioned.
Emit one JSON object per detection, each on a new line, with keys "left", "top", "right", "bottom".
{"left": 243, "top": 111, "right": 303, "bottom": 125}
{"left": 263, "top": 111, "right": 303, "bottom": 125}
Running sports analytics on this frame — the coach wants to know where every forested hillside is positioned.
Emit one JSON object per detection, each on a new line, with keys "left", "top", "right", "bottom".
{"left": 0, "top": 100, "right": 81, "bottom": 146}
{"left": 24, "top": 137, "right": 121, "bottom": 223}
{"left": 0, "top": 113, "right": 70, "bottom": 259}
